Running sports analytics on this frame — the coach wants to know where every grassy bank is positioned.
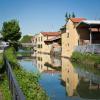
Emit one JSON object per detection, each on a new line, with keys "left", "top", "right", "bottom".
{"left": 71, "top": 51, "right": 100, "bottom": 67}
{"left": 0, "top": 53, "right": 11, "bottom": 100}
{"left": 4, "top": 47, "right": 48, "bottom": 100}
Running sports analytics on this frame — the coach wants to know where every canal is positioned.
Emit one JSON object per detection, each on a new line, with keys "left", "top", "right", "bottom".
{"left": 18, "top": 53, "right": 100, "bottom": 100}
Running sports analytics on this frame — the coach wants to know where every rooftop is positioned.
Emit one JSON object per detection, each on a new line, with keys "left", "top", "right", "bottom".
{"left": 41, "top": 32, "right": 60, "bottom": 36}
{"left": 70, "top": 18, "right": 86, "bottom": 23}
{"left": 77, "top": 20, "right": 100, "bottom": 28}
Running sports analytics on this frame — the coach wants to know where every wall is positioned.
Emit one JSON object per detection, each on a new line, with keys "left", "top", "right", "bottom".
{"left": 61, "top": 20, "right": 79, "bottom": 58}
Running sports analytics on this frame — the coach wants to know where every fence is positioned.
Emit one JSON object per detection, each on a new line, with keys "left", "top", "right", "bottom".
{"left": 4, "top": 56, "right": 26, "bottom": 100}
{"left": 74, "top": 44, "right": 100, "bottom": 54}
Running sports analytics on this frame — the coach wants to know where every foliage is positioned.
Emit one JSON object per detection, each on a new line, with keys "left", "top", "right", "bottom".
{"left": 1, "top": 19, "right": 21, "bottom": 51}
{"left": 20, "top": 35, "right": 32, "bottom": 43}
{"left": 71, "top": 51, "right": 100, "bottom": 65}
{"left": 65, "top": 12, "right": 76, "bottom": 22}
{"left": 0, "top": 75, "right": 11, "bottom": 100}
{"left": 1, "top": 19, "right": 21, "bottom": 41}
{"left": 4, "top": 47, "right": 18, "bottom": 67}
{"left": 14, "top": 68, "right": 48, "bottom": 100}
{"left": 5, "top": 47, "right": 48, "bottom": 100}
{"left": 0, "top": 53, "right": 3, "bottom": 66}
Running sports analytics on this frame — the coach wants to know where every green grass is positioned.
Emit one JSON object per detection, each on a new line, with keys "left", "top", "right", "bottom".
{"left": 5, "top": 47, "right": 48, "bottom": 100}
{"left": 71, "top": 51, "right": 100, "bottom": 65}
{"left": 0, "top": 75, "right": 11, "bottom": 100}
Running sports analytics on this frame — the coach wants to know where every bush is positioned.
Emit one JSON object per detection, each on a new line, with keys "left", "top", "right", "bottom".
{"left": 5, "top": 47, "right": 48, "bottom": 100}
{"left": 71, "top": 51, "right": 100, "bottom": 65}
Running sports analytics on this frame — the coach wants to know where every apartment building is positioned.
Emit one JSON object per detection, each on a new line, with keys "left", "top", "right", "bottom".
{"left": 31, "top": 32, "right": 60, "bottom": 54}
{"left": 61, "top": 18, "right": 86, "bottom": 58}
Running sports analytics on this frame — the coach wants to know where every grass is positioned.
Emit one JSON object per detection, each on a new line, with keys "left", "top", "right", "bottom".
{"left": 0, "top": 53, "right": 11, "bottom": 100}
{"left": 5, "top": 47, "right": 48, "bottom": 100}
{"left": 0, "top": 75, "right": 11, "bottom": 100}
{"left": 71, "top": 51, "right": 100, "bottom": 66}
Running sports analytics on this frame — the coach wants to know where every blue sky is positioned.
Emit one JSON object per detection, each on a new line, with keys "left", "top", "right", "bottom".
{"left": 0, "top": 0, "right": 100, "bottom": 35}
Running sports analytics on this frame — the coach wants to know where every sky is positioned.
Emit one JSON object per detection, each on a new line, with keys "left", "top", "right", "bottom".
{"left": 0, "top": 0, "right": 100, "bottom": 36}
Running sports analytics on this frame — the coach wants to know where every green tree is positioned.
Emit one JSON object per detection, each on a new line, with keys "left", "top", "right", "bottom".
{"left": 1, "top": 19, "right": 22, "bottom": 50}
{"left": 1, "top": 19, "right": 21, "bottom": 42}
{"left": 72, "top": 12, "right": 75, "bottom": 18}
{"left": 20, "top": 35, "right": 32, "bottom": 43}
{"left": 65, "top": 12, "right": 69, "bottom": 22}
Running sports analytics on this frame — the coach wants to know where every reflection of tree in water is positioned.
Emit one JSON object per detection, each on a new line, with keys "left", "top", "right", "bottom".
{"left": 76, "top": 77, "right": 100, "bottom": 99}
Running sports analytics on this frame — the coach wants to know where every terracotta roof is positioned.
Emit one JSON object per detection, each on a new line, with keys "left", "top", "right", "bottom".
{"left": 44, "top": 36, "right": 61, "bottom": 42}
{"left": 41, "top": 32, "right": 60, "bottom": 36}
{"left": 70, "top": 18, "right": 86, "bottom": 23}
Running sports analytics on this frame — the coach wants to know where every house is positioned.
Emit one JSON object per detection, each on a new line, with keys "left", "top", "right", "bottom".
{"left": 61, "top": 18, "right": 86, "bottom": 58}
{"left": 44, "top": 34, "right": 61, "bottom": 56}
{"left": 31, "top": 32, "right": 60, "bottom": 55}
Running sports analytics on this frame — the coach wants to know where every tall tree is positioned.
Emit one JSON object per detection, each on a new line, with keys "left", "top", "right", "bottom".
{"left": 1, "top": 19, "right": 21, "bottom": 42}
{"left": 65, "top": 12, "right": 69, "bottom": 22}
{"left": 1, "top": 19, "right": 22, "bottom": 50}
{"left": 72, "top": 12, "right": 75, "bottom": 18}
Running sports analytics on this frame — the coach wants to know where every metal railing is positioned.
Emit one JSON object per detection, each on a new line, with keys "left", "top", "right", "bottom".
{"left": 4, "top": 56, "right": 26, "bottom": 100}
{"left": 74, "top": 44, "right": 100, "bottom": 54}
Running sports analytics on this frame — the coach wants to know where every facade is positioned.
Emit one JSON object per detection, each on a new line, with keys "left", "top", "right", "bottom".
{"left": 31, "top": 32, "right": 60, "bottom": 55}
{"left": 61, "top": 18, "right": 86, "bottom": 57}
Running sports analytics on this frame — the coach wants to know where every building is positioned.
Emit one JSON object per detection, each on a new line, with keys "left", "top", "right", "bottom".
{"left": 77, "top": 20, "right": 100, "bottom": 45}
{"left": 61, "top": 18, "right": 86, "bottom": 58}
{"left": 31, "top": 32, "right": 60, "bottom": 55}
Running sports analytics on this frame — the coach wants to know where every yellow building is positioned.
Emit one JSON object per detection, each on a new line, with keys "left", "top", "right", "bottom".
{"left": 61, "top": 58, "right": 78, "bottom": 96}
{"left": 61, "top": 18, "right": 86, "bottom": 58}
{"left": 32, "top": 32, "right": 60, "bottom": 54}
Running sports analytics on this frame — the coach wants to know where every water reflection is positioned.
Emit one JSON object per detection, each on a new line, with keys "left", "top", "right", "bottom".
{"left": 61, "top": 58, "right": 100, "bottom": 99}
{"left": 61, "top": 58, "right": 78, "bottom": 97}
{"left": 19, "top": 54, "right": 100, "bottom": 100}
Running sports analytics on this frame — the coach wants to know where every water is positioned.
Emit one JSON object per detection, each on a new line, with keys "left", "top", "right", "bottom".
{"left": 18, "top": 53, "right": 100, "bottom": 100}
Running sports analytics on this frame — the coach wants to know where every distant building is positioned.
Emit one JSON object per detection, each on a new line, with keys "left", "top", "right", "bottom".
{"left": 31, "top": 32, "right": 60, "bottom": 55}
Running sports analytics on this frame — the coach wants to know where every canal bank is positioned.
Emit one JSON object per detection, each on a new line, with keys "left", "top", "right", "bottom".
{"left": 71, "top": 51, "right": 100, "bottom": 68}
{"left": 1, "top": 47, "right": 48, "bottom": 100}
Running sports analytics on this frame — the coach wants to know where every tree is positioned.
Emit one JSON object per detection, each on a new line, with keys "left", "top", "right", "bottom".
{"left": 65, "top": 12, "right": 76, "bottom": 23}
{"left": 1, "top": 19, "right": 21, "bottom": 42}
{"left": 20, "top": 35, "right": 32, "bottom": 43}
{"left": 1, "top": 19, "right": 22, "bottom": 50}
{"left": 65, "top": 12, "right": 69, "bottom": 22}
{"left": 72, "top": 12, "right": 75, "bottom": 18}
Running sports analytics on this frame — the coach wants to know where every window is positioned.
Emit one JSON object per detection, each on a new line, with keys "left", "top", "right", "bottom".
{"left": 67, "top": 43, "right": 69, "bottom": 47}
{"left": 67, "top": 33, "right": 69, "bottom": 38}
{"left": 41, "top": 37, "right": 42, "bottom": 41}
{"left": 41, "top": 44, "right": 42, "bottom": 48}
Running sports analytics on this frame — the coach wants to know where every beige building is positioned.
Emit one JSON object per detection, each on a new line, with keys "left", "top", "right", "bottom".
{"left": 61, "top": 58, "right": 78, "bottom": 96}
{"left": 31, "top": 32, "right": 60, "bottom": 54}
{"left": 61, "top": 18, "right": 100, "bottom": 57}
{"left": 61, "top": 18, "right": 86, "bottom": 58}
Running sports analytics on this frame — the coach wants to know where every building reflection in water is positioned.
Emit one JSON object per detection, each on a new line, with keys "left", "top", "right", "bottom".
{"left": 61, "top": 58, "right": 78, "bottom": 96}
{"left": 35, "top": 54, "right": 61, "bottom": 73}
{"left": 61, "top": 58, "right": 100, "bottom": 99}
{"left": 31, "top": 54, "right": 100, "bottom": 99}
